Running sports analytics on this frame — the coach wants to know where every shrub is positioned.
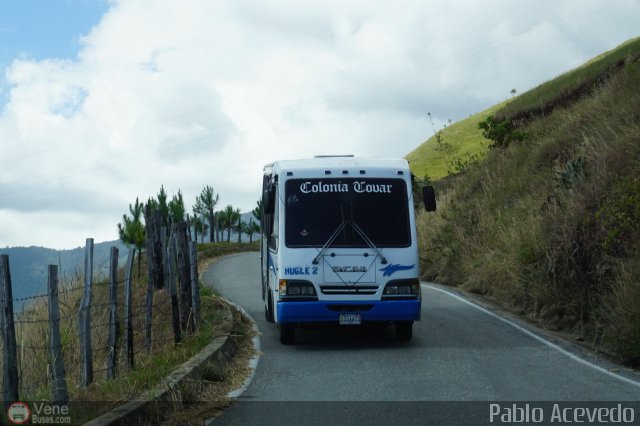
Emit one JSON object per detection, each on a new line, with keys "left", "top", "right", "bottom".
{"left": 478, "top": 115, "right": 526, "bottom": 149}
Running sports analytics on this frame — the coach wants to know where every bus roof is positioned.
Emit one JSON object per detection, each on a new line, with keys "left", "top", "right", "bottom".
{"left": 264, "top": 156, "right": 410, "bottom": 175}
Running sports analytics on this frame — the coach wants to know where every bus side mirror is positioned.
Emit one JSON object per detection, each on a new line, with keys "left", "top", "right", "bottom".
{"left": 263, "top": 187, "right": 275, "bottom": 214}
{"left": 423, "top": 185, "right": 436, "bottom": 212}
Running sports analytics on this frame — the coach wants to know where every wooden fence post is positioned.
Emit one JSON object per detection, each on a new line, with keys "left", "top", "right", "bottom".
{"left": 124, "top": 250, "right": 135, "bottom": 370}
{"left": 167, "top": 231, "right": 181, "bottom": 344}
{"left": 175, "top": 222, "right": 195, "bottom": 333}
{"left": 0, "top": 254, "right": 19, "bottom": 402}
{"left": 161, "top": 226, "right": 168, "bottom": 293}
{"left": 186, "top": 214, "right": 192, "bottom": 241}
{"left": 78, "top": 238, "right": 94, "bottom": 387}
{"left": 154, "top": 211, "right": 165, "bottom": 289}
{"left": 193, "top": 216, "right": 198, "bottom": 244}
{"left": 47, "top": 265, "right": 69, "bottom": 402}
{"left": 144, "top": 207, "right": 165, "bottom": 290}
{"left": 144, "top": 253, "right": 154, "bottom": 352}
{"left": 144, "top": 204, "right": 156, "bottom": 291}
{"left": 107, "top": 247, "right": 119, "bottom": 379}
{"left": 189, "top": 241, "right": 201, "bottom": 329}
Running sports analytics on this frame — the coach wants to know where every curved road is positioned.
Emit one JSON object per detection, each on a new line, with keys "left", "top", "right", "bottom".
{"left": 203, "top": 252, "right": 640, "bottom": 425}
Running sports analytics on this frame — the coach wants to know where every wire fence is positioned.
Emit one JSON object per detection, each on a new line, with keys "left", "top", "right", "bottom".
{"left": 0, "top": 220, "right": 201, "bottom": 403}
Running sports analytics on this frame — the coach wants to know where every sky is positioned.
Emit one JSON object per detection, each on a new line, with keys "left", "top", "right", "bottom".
{"left": 0, "top": 0, "right": 639, "bottom": 250}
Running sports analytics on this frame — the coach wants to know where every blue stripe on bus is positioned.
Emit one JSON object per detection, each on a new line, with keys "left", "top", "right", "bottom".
{"left": 277, "top": 299, "right": 420, "bottom": 324}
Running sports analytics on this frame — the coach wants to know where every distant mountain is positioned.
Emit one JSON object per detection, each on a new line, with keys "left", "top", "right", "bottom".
{"left": 0, "top": 240, "right": 131, "bottom": 302}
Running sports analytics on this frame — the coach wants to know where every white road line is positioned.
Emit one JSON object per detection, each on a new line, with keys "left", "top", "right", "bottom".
{"left": 423, "top": 283, "right": 640, "bottom": 389}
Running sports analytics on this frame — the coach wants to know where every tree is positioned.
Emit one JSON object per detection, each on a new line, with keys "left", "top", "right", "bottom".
{"left": 250, "top": 219, "right": 260, "bottom": 242}
{"left": 146, "top": 197, "right": 158, "bottom": 213}
{"left": 243, "top": 219, "right": 260, "bottom": 243}
{"left": 168, "top": 190, "right": 186, "bottom": 225}
{"left": 156, "top": 185, "right": 169, "bottom": 225}
{"left": 220, "top": 205, "right": 240, "bottom": 242}
{"left": 232, "top": 208, "right": 241, "bottom": 242}
{"left": 217, "top": 209, "right": 229, "bottom": 242}
{"left": 197, "top": 186, "right": 220, "bottom": 243}
{"left": 252, "top": 199, "right": 263, "bottom": 224}
{"left": 191, "top": 198, "right": 209, "bottom": 243}
{"left": 214, "top": 211, "right": 223, "bottom": 242}
{"left": 192, "top": 216, "right": 208, "bottom": 243}
{"left": 478, "top": 115, "right": 525, "bottom": 149}
{"left": 145, "top": 185, "right": 171, "bottom": 238}
{"left": 117, "top": 197, "right": 146, "bottom": 277}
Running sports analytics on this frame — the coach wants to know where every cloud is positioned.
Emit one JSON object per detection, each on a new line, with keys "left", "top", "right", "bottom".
{"left": 1, "top": 0, "right": 639, "bottom": 249}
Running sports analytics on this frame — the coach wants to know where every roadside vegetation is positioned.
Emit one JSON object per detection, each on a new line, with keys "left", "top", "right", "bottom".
{"left": 5, "top": 241, "right": 257, "bottom": 423}
{"left": 413, "top": 37, "right": 640, "bottom": 366}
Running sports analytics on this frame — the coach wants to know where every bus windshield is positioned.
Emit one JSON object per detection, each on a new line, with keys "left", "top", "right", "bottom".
{"left": 284, "top": 178, "right": 410, "bottom": 248}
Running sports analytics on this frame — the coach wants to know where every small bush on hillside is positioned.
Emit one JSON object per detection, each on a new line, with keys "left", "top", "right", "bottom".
{"left": 478, "top": 115, "right": 526, "bottom": 149}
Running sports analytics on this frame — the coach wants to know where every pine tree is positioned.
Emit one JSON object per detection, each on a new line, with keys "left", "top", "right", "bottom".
{"left": 117, "top": 197, "right": 146, "bottom": 277}
{"left": 198, "top": 186, "right": 220, "bottom": 243}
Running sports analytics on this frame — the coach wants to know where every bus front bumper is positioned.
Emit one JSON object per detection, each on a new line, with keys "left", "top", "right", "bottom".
{"left": 276, "top": 299, "right": 421, "bottom": 324}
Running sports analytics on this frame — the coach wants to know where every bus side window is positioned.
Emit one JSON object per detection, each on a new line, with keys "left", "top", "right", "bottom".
{"left": 269, "top": 187, "right": 279, "bottom": 251}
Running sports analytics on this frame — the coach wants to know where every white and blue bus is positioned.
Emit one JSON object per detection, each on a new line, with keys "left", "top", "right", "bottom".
{"left": 260, "top": 156, "right": 436, "bottom": 344}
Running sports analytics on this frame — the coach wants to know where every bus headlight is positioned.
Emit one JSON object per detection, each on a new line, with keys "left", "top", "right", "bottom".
{"left": 279, "top": 280, "right": 317, "bottom": 298}
{"left": 383, "top": 279, "right": 420, "bottom": 297}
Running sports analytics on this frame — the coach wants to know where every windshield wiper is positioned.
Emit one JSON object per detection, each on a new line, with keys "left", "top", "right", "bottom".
{"left": 312, "top": 221, "right": 347, "bottom": 265}
{"left": 312, "top": 220, "right": 388, "bottom": 265}
{"left": 350, "top": 221, "right": 387, "bottom": 264}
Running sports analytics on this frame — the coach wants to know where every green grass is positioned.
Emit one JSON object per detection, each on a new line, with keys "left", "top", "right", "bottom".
{"left": 405, "top": 103, "right": 502, "bottom": 180}
{"left": 82, "top": 295, "right": 226, "bottom": 396}
{"left": 70, "top": 293, "right": 230, "bottom": 423}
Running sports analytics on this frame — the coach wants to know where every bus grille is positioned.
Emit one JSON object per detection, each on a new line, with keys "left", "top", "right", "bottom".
{"left": 320, "top": 285, "right": 379, "bottom": 295}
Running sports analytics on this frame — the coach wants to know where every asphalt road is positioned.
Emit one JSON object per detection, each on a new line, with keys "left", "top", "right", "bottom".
{"left": 203, "top": 252, "right": 640, "bottom": 425}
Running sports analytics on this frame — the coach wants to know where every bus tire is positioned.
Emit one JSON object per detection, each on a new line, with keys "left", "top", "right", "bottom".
{"left": 395, "top": 321, "right": 413, "bottom": 341}
{"left": 279, "top": 324, "right": 295, "bottom": 345}
{"left": 265, "top": 292, "right": 274, "bottom": 323}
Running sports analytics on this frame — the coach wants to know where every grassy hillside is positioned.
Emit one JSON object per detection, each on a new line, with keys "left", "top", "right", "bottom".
{"left": 413, "top": 38, "right": 640, "bottom": 365}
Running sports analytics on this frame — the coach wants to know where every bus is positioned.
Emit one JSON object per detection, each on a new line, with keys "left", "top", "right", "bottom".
{"left": 260, "top": 156, "right": 436, "bottom": 344}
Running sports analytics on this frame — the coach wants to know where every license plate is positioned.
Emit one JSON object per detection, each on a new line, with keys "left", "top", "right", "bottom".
{"left": 339, "top": 313, "right": 362, "bottom": 325}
